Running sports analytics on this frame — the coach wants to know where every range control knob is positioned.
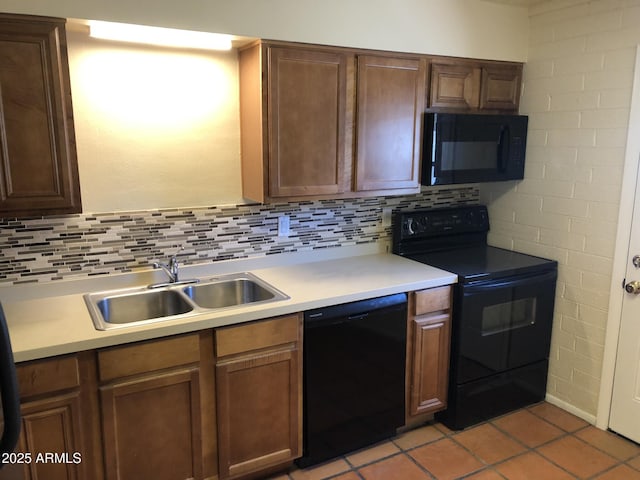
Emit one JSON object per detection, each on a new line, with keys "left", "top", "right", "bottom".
{"left": 625, "top": 281, "right": 640, "bottom": 295}
{"left": 406, "top": 218, "right": 416, "bottom": 235}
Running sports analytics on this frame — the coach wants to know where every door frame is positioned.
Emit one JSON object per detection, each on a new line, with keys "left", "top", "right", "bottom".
{"left": 596, "top": 45, "right": 640, "bottom": 429}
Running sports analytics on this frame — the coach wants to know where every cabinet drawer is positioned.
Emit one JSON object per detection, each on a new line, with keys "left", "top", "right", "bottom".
{"left": 215, "top": 314, "right": 301, "bottom": 358}
{"left": 98, "top": 333, "right": 201, "bottom": 382}
{"left": 414, "top": 286, "right": 451, "bottom": 316}
{"left": 17, "top": 355, "right": 80, "bottom": 398}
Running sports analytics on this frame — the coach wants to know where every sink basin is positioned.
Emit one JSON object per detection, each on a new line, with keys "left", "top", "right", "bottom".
{"left": 84, "top": 272, "right": 288, "bottom": 331}
{"left": 183, "top": 278, "right": 277, "bottom": 309}
{"left": 90, "top": 289, "right": 194, "bottom": 329}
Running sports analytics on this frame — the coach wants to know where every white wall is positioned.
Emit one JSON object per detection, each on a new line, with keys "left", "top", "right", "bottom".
{"left": 0, "top": 0, "right": 529, "bottom": 61}
{"left": 67, "top": 29, "right": 243, "bottom": 211}
{"left": 480, "top": 0, "right": 639, "bottom": 417}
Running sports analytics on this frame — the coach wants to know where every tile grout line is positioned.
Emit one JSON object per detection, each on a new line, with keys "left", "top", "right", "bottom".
{"left": 484, "top": 403, "right": 639, "bottom": 480}
{"left": 277, "top": 401, "right": 640, "bottom": 480}
{"left": 523, "top": 404, "right": 640, "bottom": 479}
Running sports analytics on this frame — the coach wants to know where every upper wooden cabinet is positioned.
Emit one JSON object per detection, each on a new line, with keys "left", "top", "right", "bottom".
{"left": 0, "top": 14, "right": 81, "bottom": 218}
{"left": 429, "top": 60, "right": 523, "bottom": 113}
{"left": 429, "top": 63, "right": 481, "bottom": 111}
{"left": 355, "top": 55, "right": 426, "bottom": 192}
{"left": 239, "top": 41, "right": 424, "bottom": 203}
{"left": 265, "top": 47, "right": 349, "bottom": 198}
{"left": 480, "top": 64, "right": 523, "bottom": 111}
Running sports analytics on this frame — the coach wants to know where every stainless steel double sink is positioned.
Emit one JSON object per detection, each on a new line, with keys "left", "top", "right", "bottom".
{"left": 84, "top": 272, "right": 288, "bottom": 331}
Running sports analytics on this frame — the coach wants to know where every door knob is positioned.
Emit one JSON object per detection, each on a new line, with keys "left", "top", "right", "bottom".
{"left": 625, "top": 281, "right": 640, "bottom": 294}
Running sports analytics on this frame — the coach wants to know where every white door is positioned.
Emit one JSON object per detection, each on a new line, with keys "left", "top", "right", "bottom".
{"left": 609, "top": 46, "right": 640, "bottom": 443}
{"left": 609, "top": 170, "right": 640, "bottom": 443}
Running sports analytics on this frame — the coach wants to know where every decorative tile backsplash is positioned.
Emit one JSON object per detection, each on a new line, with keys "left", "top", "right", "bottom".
{"left": 0, "top": 188, "right": 478, "bottom": 284}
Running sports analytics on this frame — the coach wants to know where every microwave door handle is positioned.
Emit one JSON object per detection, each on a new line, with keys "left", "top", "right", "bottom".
{"left": 497, "top": 125, "right": 510, "bottom": 172}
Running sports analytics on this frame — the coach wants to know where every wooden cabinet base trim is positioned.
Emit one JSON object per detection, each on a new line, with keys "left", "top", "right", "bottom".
{"left": 261, "top": 186, "right": 421, "bottom": 204}
{"left": 228, "top": 449, "right": 293, "bottom": 479}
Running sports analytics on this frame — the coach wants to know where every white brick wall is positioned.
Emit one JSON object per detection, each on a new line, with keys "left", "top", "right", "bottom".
{"left": 480, "top": 0, "right": 640, "bottom": 416}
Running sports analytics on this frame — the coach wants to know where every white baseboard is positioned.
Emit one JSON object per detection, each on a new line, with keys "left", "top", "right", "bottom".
{"left": 545, "top": 394, "right": 597, "bottom": 426}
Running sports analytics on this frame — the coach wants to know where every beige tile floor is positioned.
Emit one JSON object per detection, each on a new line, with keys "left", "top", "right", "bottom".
{"left": 269, "top": 402, "right": 640, "bottom": 480}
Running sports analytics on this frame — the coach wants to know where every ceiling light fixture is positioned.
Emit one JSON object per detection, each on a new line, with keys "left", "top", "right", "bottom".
{"left": 89, "top": 20, "right": 233, "bottom": 51}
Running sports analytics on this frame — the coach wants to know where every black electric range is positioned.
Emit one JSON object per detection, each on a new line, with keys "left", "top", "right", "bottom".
{"left": 393, "top": 204, "right": 558, "bottom": 429}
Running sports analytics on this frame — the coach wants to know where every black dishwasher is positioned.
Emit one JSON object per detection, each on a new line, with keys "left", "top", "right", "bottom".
{"left": 297, "top": 293, "right": 407, "bottom": 468}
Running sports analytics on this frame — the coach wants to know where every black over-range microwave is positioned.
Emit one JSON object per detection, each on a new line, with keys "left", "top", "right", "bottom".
{"left": 422, "top": 112, "right": 528, "bottom": 186}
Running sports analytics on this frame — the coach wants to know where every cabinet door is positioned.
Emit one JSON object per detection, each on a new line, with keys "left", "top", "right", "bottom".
{"left": 0, "top": 395, "right": 88, "bottom": 480}
{"left": 216, "top": 347, "right": 301, "bottom": 479}
{"left": 10, "top": 393, "right": 84, "bottom": 480}
{"left": 0, "top": 15, "right": 81, "bottom": 217}
{"left": 409, "top": 313, "right": 451, "bottom": 416}
{"left": 429, "top": 63, "right": 481, "bottom": 110}
{"left": 100, "top": 368, "right": 203, "bottom": 480}
{"left": 1, "top": 353, "right": 103, "bottom": 480}
{"left": 267, "top": 47, "right": 349, "bottom": 197}
{"left": 480, "top": 65, "right": 522, "bottom": 111}
{"left": 355, "top": 56, "right": 425, "bottom": 192}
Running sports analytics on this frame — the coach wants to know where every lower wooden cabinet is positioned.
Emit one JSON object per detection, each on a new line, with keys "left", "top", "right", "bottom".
{"left": 215, "top": 314, "right": 302, "bottom": 480}
{"left": 5, "top": 315, "right": 301, "bottom": 480}
{"left": 100, "top": 369, "right": 203, "bottom": 480}
{"left": 407, "top": 286, "right": 452, "bottom": 419}
{"left": 0, "top": 352, "right": 102, "bottom": 480}
{"left": 97, "top": 331, "right": 216, "bottom": 480}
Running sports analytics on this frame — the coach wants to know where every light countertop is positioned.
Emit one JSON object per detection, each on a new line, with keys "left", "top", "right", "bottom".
{"left": 0, "top": 247, "right": 457, "bottom": 363}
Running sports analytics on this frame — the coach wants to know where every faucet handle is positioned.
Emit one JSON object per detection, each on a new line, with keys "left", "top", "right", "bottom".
{"left": 169, "top": 246, "right": 185, "bottom": 269}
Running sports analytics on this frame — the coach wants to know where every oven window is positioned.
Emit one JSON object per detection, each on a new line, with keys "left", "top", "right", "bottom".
{"left": 481, "top": 297, "right": 537, "bottom": 335}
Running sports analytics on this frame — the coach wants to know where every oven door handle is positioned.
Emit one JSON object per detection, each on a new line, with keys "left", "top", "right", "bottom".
{"left": 465, "top": 269, "right": 557, "bottom": 292}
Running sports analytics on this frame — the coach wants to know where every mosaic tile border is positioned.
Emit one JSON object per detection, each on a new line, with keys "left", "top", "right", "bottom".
{"left": 0, "top": 188, "right": 479, "bottom": 284}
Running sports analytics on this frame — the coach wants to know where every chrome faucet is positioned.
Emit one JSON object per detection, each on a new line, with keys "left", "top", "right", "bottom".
{"left": 150, "top": 247, "right": 199, "bottom": 288}
{"left": 153, "top": 253, "right": 181, "bottom": 283}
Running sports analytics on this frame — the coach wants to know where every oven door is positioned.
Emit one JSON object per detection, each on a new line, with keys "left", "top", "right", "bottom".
{"left": 454, "top": 268, "right": 557, "bottom": 384}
